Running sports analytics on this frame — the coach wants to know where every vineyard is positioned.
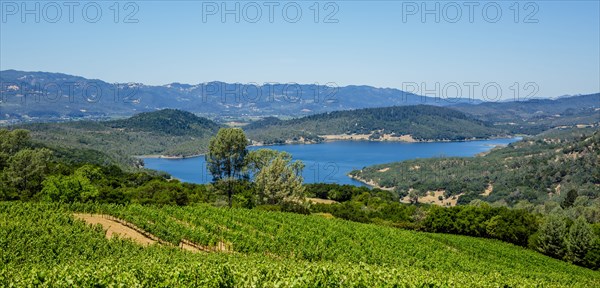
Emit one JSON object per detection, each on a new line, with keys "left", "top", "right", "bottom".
{"left": 2, "top": 202, "right": 599, "bottom": 287}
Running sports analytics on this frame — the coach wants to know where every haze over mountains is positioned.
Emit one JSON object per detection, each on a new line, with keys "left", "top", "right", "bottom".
{"left": 1, "top": 70, "right": 479, "bottom": 122}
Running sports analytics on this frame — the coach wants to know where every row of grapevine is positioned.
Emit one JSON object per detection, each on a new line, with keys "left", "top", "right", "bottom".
{"left": 2, "top": 202, "right": 599, "bottom": 287}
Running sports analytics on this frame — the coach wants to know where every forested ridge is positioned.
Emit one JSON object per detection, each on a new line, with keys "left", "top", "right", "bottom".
{"left": 245, "top": 105, "right": 507, "bottom": 144}
{"left": 351, "top": 127, "right": 600, "bottom": 206}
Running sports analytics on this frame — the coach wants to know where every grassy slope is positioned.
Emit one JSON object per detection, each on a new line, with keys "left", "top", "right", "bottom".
{"left": 3, "top": 202, "right": 595, "bottom": 287}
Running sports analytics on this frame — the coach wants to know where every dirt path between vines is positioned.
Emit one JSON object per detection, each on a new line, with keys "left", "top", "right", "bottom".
{"left": 74, "top": 213, "right": 158, "bottom": 246}
{"left": 73, "top": 213, "right": 231, "bottom": 253}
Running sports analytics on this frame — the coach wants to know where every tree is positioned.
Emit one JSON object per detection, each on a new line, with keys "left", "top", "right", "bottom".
{"left": 42, "top": 173, "right": 98, "bottom": 203}
{"left": 0, "top": 129, "right": 31, "bottom": 169}
{"left": 408, "top": 189, "right": 422, "bottom": 204}
{"left": 3, "top": 148, "right": 52, "bottom": 199}
{"left": 253, "top": 150, "right": 305, "bottom": 205}
{"left": 566, "top": 217, "right": 594, "bottom": 265}
{"left": 536, "top": 213, "right": 568, "bottom": 259}
{"left": 561, "top": 189, "right": 578, "bottom": 209}
{"left": 205, "top": 128, "right": 248, "bottom": 207}
{"left": 245, "top": 149, "right": 285, "bottom": 173}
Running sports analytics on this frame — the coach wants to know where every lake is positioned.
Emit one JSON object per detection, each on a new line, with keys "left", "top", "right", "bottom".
{"left": 143, "top": 138, "right": 520, "bottom": 186}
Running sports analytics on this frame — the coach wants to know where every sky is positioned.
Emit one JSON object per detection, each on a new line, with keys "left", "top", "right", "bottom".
{"left": 1, "top": 1, "right": 599, "bottom": 99}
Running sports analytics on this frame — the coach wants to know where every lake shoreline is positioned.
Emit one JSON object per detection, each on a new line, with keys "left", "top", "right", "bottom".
{"left": 250, "top": 134, "right": 518, "bottom": 148}
{"left": 347, "top": 174, "right": 395, "bottom": 191}
{"left": 141, "top": 137, "right": 521, "bottom": 185}
{"left": 137, "top": 136, "right": 521, "bottom": 161}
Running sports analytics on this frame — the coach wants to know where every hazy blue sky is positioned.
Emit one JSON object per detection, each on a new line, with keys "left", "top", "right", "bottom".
{"left": 1, "top": 1, "right": 599, "bottom": 99}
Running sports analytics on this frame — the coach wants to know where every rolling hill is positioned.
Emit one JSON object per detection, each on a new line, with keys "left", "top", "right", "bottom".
{"left": 244, "top": 105, "right": 508, "bottom": 144}
{"left": 2, "top": 202, "right": 598, "bottom": 287}
{"left": 451, "top": 93, "right": 600, "bottom": 134}
{"left": 15, "top": 109, "right": 222, "bottom": 167}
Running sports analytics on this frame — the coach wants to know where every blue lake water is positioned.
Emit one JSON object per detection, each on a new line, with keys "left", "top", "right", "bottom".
{"left": 143, "top": 138, "right": 520, "bottom": 186}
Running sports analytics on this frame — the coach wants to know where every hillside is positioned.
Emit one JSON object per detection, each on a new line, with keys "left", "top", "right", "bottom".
{"left": 452, "top": 93, "right": 600, "bottom": 134}
{"left": 15, "top": 109, "right": 222, "bottom": 166}
{"left": 350, "top": 127, "right": 600, "bottom": 206}
{"left": 244, "top": 105, "right": 508, "bottom": 144}
{"left": 107, "top": 109, "right": 221, "bottom": 136}
{"left": 1, "top": 70, "right": 480, "bottom": 124}
{"left": 2, "top": 202, "right": 598, "bottom": 287}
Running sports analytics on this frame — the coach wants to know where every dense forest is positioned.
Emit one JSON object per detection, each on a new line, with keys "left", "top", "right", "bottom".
{"left": 245, "top": 105, "right": 507, "bottom": 144}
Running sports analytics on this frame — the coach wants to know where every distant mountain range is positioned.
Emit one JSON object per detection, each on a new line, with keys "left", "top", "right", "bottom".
{"left": 2, "top": 70, "right": 597, "bottom": 133}
{"left": 451, "top": 93, "right": 600, "bottom": 134}
{"left": 1, "top": 70, "right": 480, "bottom": 123}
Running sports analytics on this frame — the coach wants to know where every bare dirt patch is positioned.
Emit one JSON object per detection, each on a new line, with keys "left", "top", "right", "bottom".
{"left": 74, "top": 213, "right": 230, "bottom": 253}
{"left": 306, "top": 198, "right": 339, "bottom": 205}
{"left": 73, "top": 213, "right": 157, "bottom": 246}
{"left": 400, "top": 190, "right": 464, "bottom": 206}
{"left": 320, "top": 134, "right": 371, "bottom": 140}
{"left": 480, "top": 184, "right": 494, "bottom": 197}
{"left": 179, "top": 239, "right": 231, "bottom": 253}
{"left": 378, "top": 167, "right": 390, "bottom": 172}
{"left": 320, "top": 133, "right": 416, "bottom": 142}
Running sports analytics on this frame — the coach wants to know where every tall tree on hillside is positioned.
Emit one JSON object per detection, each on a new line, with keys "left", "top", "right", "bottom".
{"left": 4, "top": 148, "right": 53, "bottom": 200}
{"left": 536, "top": 213, "right": 568, "bottom": 259}
{"left": 252, "top": 149, "right": 305, "bottom": 204}
{"left": 566, "top": 217, "right": 594, "bottom": 265}
{"left": 206, "top": 128, "right": 248, "bottom": 207}
{"left": 561, "top": 189, "right": 578, "bottom": 209}
{"left": 0, "top": 129, "right": 31, "bottom": 169}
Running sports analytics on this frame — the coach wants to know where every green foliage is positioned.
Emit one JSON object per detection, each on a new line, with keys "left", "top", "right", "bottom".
{"left": 107, "top": 109, "right": 221, "bottom": 136}
{"left": 562, "top": 189, "right": 578, "bottom": 209}
{"left": 537, "top": 213, "right": 568, "bottom": 259}
{"left": 423, "top": 205, "right": 538, "bottom": 247}
{"left": 0, "top": 129, "right": 31, "bottom": 169}
{"left": 2, "top": 148, "right": 53, "bottom": 200}
{"left": 566, "top": 217, "right": 595, "bottom": 265}
{"left": 253, "top": 149, "right": 305, "bottom": 205}
{"left": 42, "top": 165, "right": 101, "bottom": 203}
{"left": 304, "top": 183, "right": 374, "bottom": 202}
{"left": 128, "top": 180, "right": 189, "bottom": 206}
